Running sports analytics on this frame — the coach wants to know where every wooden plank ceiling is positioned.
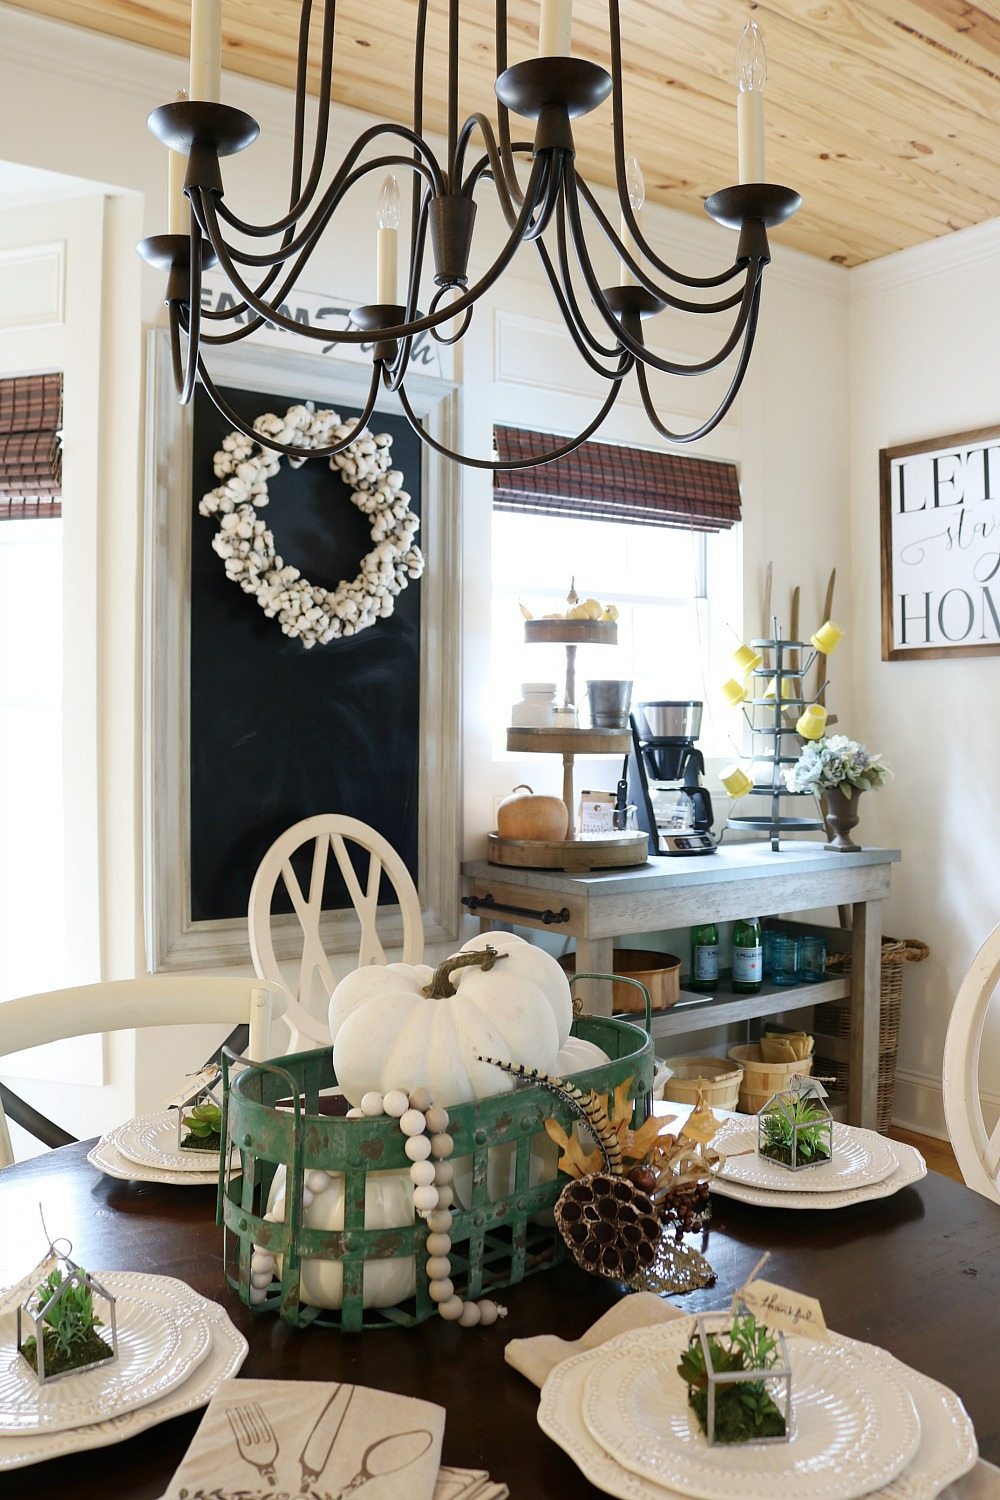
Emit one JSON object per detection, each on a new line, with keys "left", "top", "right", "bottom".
{"left": 9, "top": 0, "right": 1000, "bottom": 265}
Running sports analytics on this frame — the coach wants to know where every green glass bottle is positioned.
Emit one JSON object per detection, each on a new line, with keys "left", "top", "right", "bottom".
{"left": 732, "top": 916, "right": 764, "bottom": 993}
{"left": 689, "top": 922, "right": 719, "bottom": 992}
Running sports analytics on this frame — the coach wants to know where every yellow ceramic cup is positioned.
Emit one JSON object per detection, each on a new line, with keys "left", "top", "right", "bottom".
{"left": 732, "top": 643, "right": 764, "bottom": 675}
{"left": 720, "top": 764, "right": 753, "bottom": 798}
{"left": 763, "top": 676, "right": 796, "bottom": 701}
{"left": 796, "top": 704, "right": 828, "bottom": 740}
{"left": 811, "top": 619, "right": 845, "bottom": 654}
{"left": 722, "top": 677, "right": 749, "bottom": 705}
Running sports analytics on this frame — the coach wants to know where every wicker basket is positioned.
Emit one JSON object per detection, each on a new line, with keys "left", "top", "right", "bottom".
{"left": 218, "top": 1015, "right": 653, "bottom": 1332}
{"left": 814, "top": 937, "right": 928, "bottom": 1134}
{"left": 727, "top": 1043, "right": 813, "bottom": 1115}
{"left": 660, "top": 1056, "right": 743, "bottom": 1111}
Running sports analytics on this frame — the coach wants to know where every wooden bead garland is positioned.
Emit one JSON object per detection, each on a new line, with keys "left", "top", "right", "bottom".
{"left": 346, "top": 1088, "right": 506, "bottom": 1329}
{"left": 248, "top": 1088, "right": 507, "bottom": 1325}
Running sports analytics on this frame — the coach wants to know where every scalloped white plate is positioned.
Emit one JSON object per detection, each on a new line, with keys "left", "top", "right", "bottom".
{"left": 709, "top": 1140, "right": 926, "bottom": 1209}
{"left": 0, "top": 1274, "right": 247, "bottom": 1469}
{"left": 714, "top": 1121, "right": 898, "bottom": 1193}
{"left": 108, "top": 1112, "right": 220, "bottom": 1173}
{"left": 87, "top": 1134, "right": 219, "bottom": 1186}
{"left": 539, "top": 1325, "right": 977, "bottom": 1500}
{"left": 582, "top": 1323, "right": 920, "bottom": 1500}
{"left": 0, "top": 1286, "right": 206, "bottom": 1434}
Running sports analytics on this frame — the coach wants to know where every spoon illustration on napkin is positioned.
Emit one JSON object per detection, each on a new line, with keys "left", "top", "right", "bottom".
{"left": 331, "top": 1429, "right": 434, "bottom": 1499}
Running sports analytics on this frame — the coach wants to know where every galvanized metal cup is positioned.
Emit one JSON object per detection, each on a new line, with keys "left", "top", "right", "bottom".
{"left": 587, "top": 679, "right": 633, "bottom": 728}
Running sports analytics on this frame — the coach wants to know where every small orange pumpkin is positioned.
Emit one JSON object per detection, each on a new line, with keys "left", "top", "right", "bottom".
{"left": 497, "top": 784, "right": 569, "bottom": 841}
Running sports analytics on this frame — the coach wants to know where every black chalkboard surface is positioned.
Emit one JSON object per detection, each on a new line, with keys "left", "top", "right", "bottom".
{"left": 189, "top": 382, "right": 422, "bottom": 923}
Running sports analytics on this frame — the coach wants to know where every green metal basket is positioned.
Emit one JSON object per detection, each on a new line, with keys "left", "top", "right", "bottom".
{"left": 218, "top": 1010, "right": 652, "bottom": 1332}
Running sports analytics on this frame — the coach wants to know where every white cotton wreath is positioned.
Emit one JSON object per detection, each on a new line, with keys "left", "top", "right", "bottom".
{"left": 198, "top": 404, "right": 424, "bottom": 648}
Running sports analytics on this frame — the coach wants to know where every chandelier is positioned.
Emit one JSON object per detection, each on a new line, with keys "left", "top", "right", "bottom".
{"left": 139, "top": 2, "right": 800, "bottom": 469}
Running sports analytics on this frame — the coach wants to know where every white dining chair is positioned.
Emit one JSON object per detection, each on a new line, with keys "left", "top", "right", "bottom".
{"left": 0, "top": 975, "right": 288, "bottom": 1168}
{"left": 942, "top": 921, "right": 1000, "bottom": 1205}
{"left": 248, "top": 814, "right": 424, "bottom": 1052}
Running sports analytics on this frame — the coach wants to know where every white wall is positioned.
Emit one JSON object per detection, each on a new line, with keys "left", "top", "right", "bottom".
{"left": 848, "top": 220, "right": 1000, "bottom": 1137}
{"left": 1, "top": 8, "right": 851, "bottom": 1132}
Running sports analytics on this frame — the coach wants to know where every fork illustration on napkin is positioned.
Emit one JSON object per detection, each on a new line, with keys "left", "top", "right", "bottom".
{"left": 226, "top": 1401, "right": 280, "bottom": 1487}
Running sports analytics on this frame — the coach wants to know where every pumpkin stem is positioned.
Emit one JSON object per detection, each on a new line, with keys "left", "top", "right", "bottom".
{"left": 423, "top": 945, "right": 506, "bottom": 998}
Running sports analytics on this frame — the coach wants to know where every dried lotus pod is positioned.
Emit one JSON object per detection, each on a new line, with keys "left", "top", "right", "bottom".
{"left": 554, "top": 1173, "right": 662, "bottom": 1284}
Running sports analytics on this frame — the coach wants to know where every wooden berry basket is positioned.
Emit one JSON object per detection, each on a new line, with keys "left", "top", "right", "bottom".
{"left": 218, "top": 1014, "right": 653, "bottom": 1332}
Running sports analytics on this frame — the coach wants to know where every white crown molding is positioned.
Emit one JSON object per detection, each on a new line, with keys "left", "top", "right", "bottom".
{"left": 850, "top": 218, "right": 1000, "bottom": 302}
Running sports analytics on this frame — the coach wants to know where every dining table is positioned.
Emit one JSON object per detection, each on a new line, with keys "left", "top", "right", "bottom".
{"left": 1, "top": 1137, "right": 998, "bottom": 1499}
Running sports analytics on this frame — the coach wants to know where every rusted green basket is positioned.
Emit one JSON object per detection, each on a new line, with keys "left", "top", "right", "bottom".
{"left": 218, "top": 1012, "right": 652, "bottom": 1332}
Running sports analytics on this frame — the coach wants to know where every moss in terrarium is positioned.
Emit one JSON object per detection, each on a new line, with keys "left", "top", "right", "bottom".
{"left": 759, "top": 1096, "right": 831, "bottom": 1167}
{"left": 180, "top": 1101, "right": 223, "bottom": 1152}
{"left": 678, "top": 1315, "right": 787, "bottom": 1444}
{"left": 21, "top": 1269, "right": 113, "bottom": 1377}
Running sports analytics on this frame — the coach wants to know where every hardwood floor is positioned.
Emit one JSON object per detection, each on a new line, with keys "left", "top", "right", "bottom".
{"left": 889, "top": 1126, "right": 963, "bottom": 1184}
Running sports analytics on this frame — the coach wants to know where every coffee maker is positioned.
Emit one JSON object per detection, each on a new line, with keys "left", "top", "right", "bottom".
{"left": 628, "top": 701, "right": 716, "bottom": 856}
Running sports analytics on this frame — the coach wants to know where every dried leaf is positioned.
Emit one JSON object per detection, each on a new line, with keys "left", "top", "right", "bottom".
{"left": 542, "top": 1117, "right": 603, "bottom": 1179}
{"left": 681, "top": 1095, "right": 721, "bottom": 1145}
{"left": 624, "top": 1114, "right": 679, "bottom": 1163}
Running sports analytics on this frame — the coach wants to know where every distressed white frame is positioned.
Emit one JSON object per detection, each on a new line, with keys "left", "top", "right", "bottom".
{"left": 143, "top": 328, "right": 462, "bottom": 970}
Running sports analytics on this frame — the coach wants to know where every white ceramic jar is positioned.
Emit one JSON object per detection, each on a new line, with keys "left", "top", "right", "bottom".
{"left": 510, "top": 682, "right": 557, "bottom": 727}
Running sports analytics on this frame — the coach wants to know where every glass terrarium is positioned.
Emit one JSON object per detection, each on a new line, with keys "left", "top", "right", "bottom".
{"left": 678, "top": 1310, "right": 792, "bottom": 1445}
{"left": 170, "top": 1065, "right": 224, "bottom": 1152}
{"left": 758, "top": 1076, "right": 833, "bottom": 1171}
{"left": 17, "top": 1252, "right": 118, "bottom": 1384}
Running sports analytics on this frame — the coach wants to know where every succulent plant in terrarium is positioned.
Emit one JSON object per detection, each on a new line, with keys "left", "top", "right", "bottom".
{"left": 179, "top": 1100, "right": 223, "bottom": 1152}
{"left": 678, "top": 1312, "right": 791, "bottom": 1444}
{"left": 18, "top": 1258, "right": 118, "bottom": 1382}
{"left": 758, "top": 1077, "right": 833, "bottom": 1170}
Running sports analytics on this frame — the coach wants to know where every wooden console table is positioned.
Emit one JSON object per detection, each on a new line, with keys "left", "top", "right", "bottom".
{"left": 462, "top": 844, "right": 900, "bottom": 1129}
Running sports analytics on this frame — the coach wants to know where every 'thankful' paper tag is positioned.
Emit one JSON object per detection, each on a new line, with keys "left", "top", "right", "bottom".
{"left": 738, "top": 1278, "right": 828, "bottom": 1340}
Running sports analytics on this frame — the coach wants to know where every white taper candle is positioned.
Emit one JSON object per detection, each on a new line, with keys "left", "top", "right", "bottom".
{"left": 735, "top": 19, "right": 767, "bottom": 184}
{"left": 538, "top": 0, "right": 572, "bottom": 57}
{"left": 167, "top": 88, "right": 189, "bottom": 235}
{"left": 376, "top": 174, "right": 400, "bottom": 304}
{"left": 190, "top": 0, "right": 222, "bottom": 103}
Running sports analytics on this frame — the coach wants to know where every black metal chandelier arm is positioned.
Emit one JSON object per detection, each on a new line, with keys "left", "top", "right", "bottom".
{"left": 197, "top": 354, "right": 385, "bottom": 460}
{"left": 212, "top": 121, "right": 446, "bottom": 240}
{"left": 197, "top": 154, "right": 552, "bottom": 346}
{"left": 573, "top": 177, "right": 745, "bottom": 313}
{"left": 533, "top": 236, "right": 633, "bottom": 379}
{"left": 396, "top": 358, "right": 632, "bottom": 471}
{"left": 634, "top": 279, "right": 763, "bottom": 445}
{"left": 551, "top": 191, "right": 629, "bottom": 361}
{"left": 282, "top": 0, "right": 337, "bottom": 232}
{"left": 411, "top": 0, "right": 429, "bottom": 260}
{"left": 172, "top": 228, "right": 203, "bottom": 404}
{"left": 565, "top": 173, "right": 762, "bottom": 377}
{"left": 606, "top": 0, "right": 740, "bottom": 291}
{"left": 493, "top": 0, "right": 525, "bottom": 211}
{"left": 203, "top": 155, "right": 437, "bottom": 270}
{"left": 454, "top": 114, "right": 520, "bottom": 226}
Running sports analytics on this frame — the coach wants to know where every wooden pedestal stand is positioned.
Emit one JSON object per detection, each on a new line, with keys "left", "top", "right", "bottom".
{"left": 489, "top": 617, "right": 648, "bottom": 871}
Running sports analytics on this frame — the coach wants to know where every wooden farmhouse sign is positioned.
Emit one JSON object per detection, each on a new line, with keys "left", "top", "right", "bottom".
{"left": 880, "top": 425, "right": 1000, "bottom": 660}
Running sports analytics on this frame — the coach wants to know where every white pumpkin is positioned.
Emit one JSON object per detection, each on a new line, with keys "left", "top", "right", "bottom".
{"left": 460, "top": 932, "right": 573, "bottom": 1048}
{"left": 265, "top": 1166, "right": 414, "bottom": 1309}
{"left": 554, "top": 1034, "right": 610, "bottom": 1075}
{"left": 329, "top": 941, "right": 562, "bottom": 1107}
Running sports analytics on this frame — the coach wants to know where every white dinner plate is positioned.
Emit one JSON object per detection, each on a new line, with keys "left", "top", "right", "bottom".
{"left": 87, "top": 1134, "right": 220, "bottom": 1187}
{"left": 710, "top": 1140, "right": 926, "bottom": 1210}
{"left": 581, "top": 1322, "right": 921, "bottom": 1500}
{"left": 0, "top": 1274, "right": 247, "bottom": 1470}
{"left": 713, "top": 1120, "right": 898, "bottom": 1193}
{"left": 0, "top": 1284, "right": 209, "bottom": 1435}
{"left": 108, "top": 1111, "right": 221, "bottom": 1173}
{"left": 539, "top": 1326, "right": 978, "bottom": 1500}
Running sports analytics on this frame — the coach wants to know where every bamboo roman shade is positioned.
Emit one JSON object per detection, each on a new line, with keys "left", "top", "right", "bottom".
{"left": 493, "top": 427, "right": 741, "bottom": 532}
{"left": 0, "top": 373, "right": 64, "bottom": 519}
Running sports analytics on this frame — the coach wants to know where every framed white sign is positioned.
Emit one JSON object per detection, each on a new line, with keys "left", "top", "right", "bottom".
{"left": 879, "top": 425, "right": 1000, "bottom": 660}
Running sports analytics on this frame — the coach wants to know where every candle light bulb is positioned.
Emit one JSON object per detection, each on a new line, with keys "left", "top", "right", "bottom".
{"left": 625, "top": 154, "right": 645, "bottom": 213}
{"left": 735, "top": 18, "right": 767, "bottom": 93}
{"left": 377, "top": 174, "right": 400, "bottom": 231}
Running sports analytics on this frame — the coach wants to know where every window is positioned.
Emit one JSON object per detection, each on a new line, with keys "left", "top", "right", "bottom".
{"left": 491, "top": 511, "right": 738, "bottom": 758}
{"left": 490, "top": 430, "right": 742, "bottom": 761}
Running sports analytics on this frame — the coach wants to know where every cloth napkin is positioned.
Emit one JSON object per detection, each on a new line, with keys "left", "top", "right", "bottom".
{"left": 507, "top": 1294, "right": 998, "bottom": 1499}
{"left": 160, "top": 1377, "right": 446, "bottom": 1500}
{"left": 759, "top": 1030, "right": 814, "bottom": 1063}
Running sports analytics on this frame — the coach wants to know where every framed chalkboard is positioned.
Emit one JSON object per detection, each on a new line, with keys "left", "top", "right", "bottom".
{"left": 143, "top": 330, "right": 461, "bottom": 970}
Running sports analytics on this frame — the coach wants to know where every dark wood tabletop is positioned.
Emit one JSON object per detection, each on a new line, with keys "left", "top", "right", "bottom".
{"left": 1, "top": 1141, "right": 998, "bottom": 1498}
